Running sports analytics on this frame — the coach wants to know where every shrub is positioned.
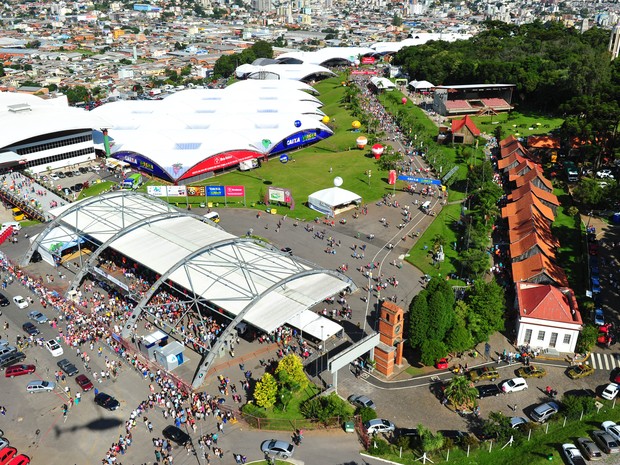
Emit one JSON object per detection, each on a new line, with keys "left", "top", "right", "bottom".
{"left": 300, "top": 392, "right": 354, "bottom": 424}
{"left": 562, "top": 394, "right": 596, "bottom": 419}
{"left": 241, "top": 402, "right": 267, "bottom": 418}
{"left": 356, "top": 406, "right": 377, "bottom": 423}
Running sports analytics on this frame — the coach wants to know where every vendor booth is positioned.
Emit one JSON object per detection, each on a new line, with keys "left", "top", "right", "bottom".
{"left": 308, "top": 187, "right": 362, "bottom": 217}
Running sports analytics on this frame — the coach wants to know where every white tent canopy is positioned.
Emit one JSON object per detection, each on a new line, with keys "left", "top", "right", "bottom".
{"left": 370, "top": 77, "right": 396, "bottom": 91}
{"left": 286, "top": 310, "right": 343, "bottom": 341}
{"left": 409, "top": 80, "right": 435, "bottom": 91}
{"left": 308, "top": 187, "right": 362, "bottom": 216}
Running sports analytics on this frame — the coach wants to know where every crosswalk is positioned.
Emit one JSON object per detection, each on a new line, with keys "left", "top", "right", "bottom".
{"left": 586, "top": 352, "right": 620, "bottom": 371}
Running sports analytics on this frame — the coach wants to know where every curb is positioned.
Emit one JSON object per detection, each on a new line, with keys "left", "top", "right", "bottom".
{"left": 360, "top": 452, "right": 404, "bottom": 465}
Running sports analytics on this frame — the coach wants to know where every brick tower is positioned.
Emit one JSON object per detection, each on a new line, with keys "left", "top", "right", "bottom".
{"left": 374, "top": 301, "right": 405, "bottom": 377}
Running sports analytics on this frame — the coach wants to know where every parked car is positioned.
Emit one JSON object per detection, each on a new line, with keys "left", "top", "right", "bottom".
{"left": 597, "top": 169, "right": 614, "bottom": 179}
{"left": 0, "top": 346, "right": 16, "bottom": 357}
{"left": 516, "top": 365, "right": 547, "bottom": 378}
{"left": 347, "top": 394, "right": 376, "bottom": 410}
{"left": 5, "top": 364, "right": 35, "bottom": 378}
{"left": 45, "top": 340, "right": 63, "bottom": 357}
{"left": 476, "top": 384, "right": 501, "bottom": 398}
{"left": 602, "top": 421, "right": 620, "bottom": 442}
{"left": 75, "top": 374, "right": 94, "bottom": 391}
{"left": 562, "top": 443, "right": 587, "bottom": 465}
{"left": 530, "top": 401, "right": 560, "bottom": 423}
{"left": 510, "top": 417, "right": 530, "bottom": 429}
{"left": 12, "top": 296, "right": 28, "bottom": 309}
{"left": 260, "top": 439, "right": 295, "bottom": 458}
{"left": 592, "top": 430, "right": 620, "bottom": 454}
{"left": 0, "top": 439, "right": 9, "bottom": 453}
{"left": 7, "top": 454, "right": 30, "bottom": 465}
{"left": 468, "top": 367, "right": 499, "bottom": 383}
{"left": 94, "top": 392, "right": 120, "bottom": 410}
{"left": 568, "top": 364, "right": 595, "bottom": 379}
{"left": 162, "top": 425, "right": 191, "bottom": 445}
{"left": 26, "top": 380, "right": 55, "bottom": 393}
{"left": 435, "top": 358, "right": 449, "bottom": 369}
{"left": 0, "top": 352, "right": 26, "bottom": 369}
{"left": 28, "top": 311, "right": 48, "bottom": 324}
{"left": 21, "top": 322, "right": 39, "bottom": 336}
{"left": 0, "top": 293, "right": 9, "bottom": 307}
{"left": 0, "top": 447, "right": 17, "bottom": 465}
{"left": 576, "top": 437, "right": 603, "bottom": 460}
{"left": 364, "top": 419, "right": 396, "bottom": 434}
{"left": 56, "top": 359, "right": 78, "bottom": 377}
{"left": 594, "top": 308, "right": 605, "bottom": 326}
{"left": 602, "top": 383, "right": 620, "bottom": 400}
{"left": 501, "top": 377, "right": 528, "bottom": 393}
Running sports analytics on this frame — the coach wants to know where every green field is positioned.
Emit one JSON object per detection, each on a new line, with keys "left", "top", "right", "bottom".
{"left": 471, "top": 112, "right": 564, "bottom": 139}
{"left": 406, "top": 203, "right": 463, "bottom": 281}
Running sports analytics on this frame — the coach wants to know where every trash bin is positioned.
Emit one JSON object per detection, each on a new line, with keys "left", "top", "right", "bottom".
{"left": 270, "top": 208, "right": 277, "bottom": 215}
{"left": 344, "top": 421, "right": 355, "bottom": 433}
{"left": 207, "top": 202, "right": 213, "bottom": 208}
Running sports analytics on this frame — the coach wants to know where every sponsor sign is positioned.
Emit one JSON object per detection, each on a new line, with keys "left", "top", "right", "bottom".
{"left": 115, "top": 152, "right": 172, "bottom": 181}
{"left": 147, "top": 185, "right": 166, "bottom": 197}
{"left": 361, "top": 56, "right": 376, "bottom": 64}
{"left": 280, "top": 154, "right": 289, "bottom": 163}
{"left": 167, "top": 185, "right": 187, "bottom": 196}
{"left": 225, "top": 185, "right": 245, "bottom": 197}
{"left": 93, "top": 266, "right": 129, "bottom": 292}
{"left": 397, "top": 175, "right": 442, "bottom": 186}
{"left": 270, "top": 128, "right": 332, "bottom": 154}
{"left": 268, "top": 187, "right": 292, "bottom": 204}
{"left": 179, "top": 150, "right": 259, "bottom": 180}
{"left": 350, "top": 70, "right": 378, "bottom": 75}
{"left": 187, "top": 185, "right": 206, "bottom": 197}
{"left": 206, "top": 185, "right": 225, "bottom": 197}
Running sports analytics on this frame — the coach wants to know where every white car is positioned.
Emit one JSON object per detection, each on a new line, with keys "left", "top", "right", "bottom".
{"left": 501, "top": 377, "right": 528, "bottom": 393}
{"left": 602, "top": 383, "right": 620, "bottom": 400}
{"left": 562, "top": 443, "right": 587, "bottom": 465}
{"left": 13, "top": 296, "right": 28, "bottom": 309}
{"left": 602, "top": 421, "right": 620, "bottom": 441}
{"left": 597, "top": 169, "right": 614, "bottom": 179}
{"left": 50, "top": 174, "right": 60, "bottom": 181}
{"left": 45, "top": 339, "right": 64, "bottom": 357}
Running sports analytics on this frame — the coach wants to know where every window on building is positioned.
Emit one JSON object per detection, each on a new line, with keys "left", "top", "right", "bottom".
{"left": 563, "top": 334, "right": 571, "bottom": 345}
{"left": 524, "top": 329, "right": 532, "bottom": 344}
{"left": 537, "top": 330, "right": 545, "bottom": 341}
{"left": 549, "top": 332, "right": 558, "bottom": 348}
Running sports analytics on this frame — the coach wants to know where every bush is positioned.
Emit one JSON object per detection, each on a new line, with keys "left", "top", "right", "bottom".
{"left": 356, "top": 406, "right": 377, "bottom": 423}
{"left": 241, "top": 402, "right": 267, "bottom": 418}
{"left": 300, "top": 392, "right": 354, "bottom": 425}
{"left": 369, "top": 438, "right": 392, "bottom": 455}
{"left": 562, "top": 394, "right": 596, "bottom": 419}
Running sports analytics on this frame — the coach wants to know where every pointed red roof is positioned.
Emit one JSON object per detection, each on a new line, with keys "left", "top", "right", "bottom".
{"left": 516, "top": 282, "right": 582, "bottom": 324}
{"left": 451, "top": 115, "right": 480, "bottom": 136}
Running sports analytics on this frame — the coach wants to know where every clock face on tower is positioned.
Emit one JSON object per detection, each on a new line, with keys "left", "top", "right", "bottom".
{"left": 395, "top": 324, "right": 402, "bottom": 335}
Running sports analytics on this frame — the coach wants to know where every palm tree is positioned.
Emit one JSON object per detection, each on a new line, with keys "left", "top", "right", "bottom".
{"left": 444, "top": 375, "right": 478, "bottom": 411}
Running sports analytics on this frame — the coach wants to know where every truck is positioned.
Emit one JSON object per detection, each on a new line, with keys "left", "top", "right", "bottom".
{"left": 121, "top": 173, "right": 143, "bottom": 189}
{"left": 564, "top": 161, "right": 579, "bottom": 183}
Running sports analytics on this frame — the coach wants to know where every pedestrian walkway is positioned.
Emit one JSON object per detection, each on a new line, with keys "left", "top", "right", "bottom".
{"left": 586, "top": 352, "right": 620, "bottom": 371}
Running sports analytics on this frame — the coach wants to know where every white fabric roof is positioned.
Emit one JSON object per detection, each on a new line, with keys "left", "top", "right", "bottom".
{"left": 276, "top": 46, "right": 375, "bottom": 66}
{"left": 90, "top": 84, "right": 332, "bottom": 179}
{"left": 409, "top": 80, "right": 435, "bottom": 90}
{"left": 0, "top": 92, "right": 112, "bottom": 150}
{"left": 370, "top": 33, "right": 472, "bottom": 54}
{"left": 308, "top": 187, "right": 362, "bottom": 208}
{"left": 49, "top": 193, "right": 352, "bottom": 334}
{"left": 227, "top": 79, "right": 320, "bottom": 95}
{"left": 286, "top": 310, "right": 342, "bottom": 341}
{"left": 235, "top": 63, "right": 335, "bottom": 81}
{"left": 370, "top": 77, "right": 396, "bottom": 90}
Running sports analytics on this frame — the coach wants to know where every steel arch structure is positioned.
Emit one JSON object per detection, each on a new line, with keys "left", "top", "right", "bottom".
{"left": 20, "top": 191, "right": 178, "bottom": 267}
{"left": 119, "top": 234, "right": 355, "bottom": 388}
{"left": 65, "top": 209, "right": 222, "bottom": 299}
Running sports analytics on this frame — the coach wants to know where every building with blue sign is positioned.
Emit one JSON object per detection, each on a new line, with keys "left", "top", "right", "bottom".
{"left": 91, "top": 80, "right": 332, "bottom": 183}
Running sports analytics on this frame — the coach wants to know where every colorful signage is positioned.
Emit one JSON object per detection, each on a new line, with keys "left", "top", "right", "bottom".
{"left": 280, "top": 154, "right": 289, "bottom": 163}
{"left": 268, "top": 187, "right": 292, "bottom": 204}
{"left": 225, "top": 185, "right": 245, "bottom": 197}
{"left": 397, "top": 175, "right": 442, "bottom": 186}
{"left": 147, "top": 185, "right": 166, "bottom": 197}
{"left": 187, "top": 185, "right": 205, "bottom": 197}
{"left": 167, "top": 185, "right": 187, "bottom": 196}
{"left": 270, "top": 128, "right": 332, "bottom": 154}
{"left": 114, "top": 152, "right": 173, "bottom": 182}
{"left": 206, "top": 185, "right": 225, "bottom": 197}
{"left": 351, "top": 70, "right": 378, "bottom": 75}
{"left": 179, "top": 150, "right": 260, "bottom": 181}
{"left": 361, "top": 56, "right": 376, "bottom": 64}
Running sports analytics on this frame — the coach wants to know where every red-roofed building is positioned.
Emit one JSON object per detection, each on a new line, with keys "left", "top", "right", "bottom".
{"left": 450, "top": 115, "right": 480, "bottom": 144}
{"left": 514, "top": 168, "right": 553, "bottom": 192}
{"left": 512, "top": 253, "right": 569, "bottom": 287}
{"left": 515, "top": 282, "right": 582, "bottom": 353}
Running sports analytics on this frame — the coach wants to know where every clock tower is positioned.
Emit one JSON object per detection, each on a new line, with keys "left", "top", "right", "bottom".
{"left": 374, "top": 301, "right": 405, "bottom": 377}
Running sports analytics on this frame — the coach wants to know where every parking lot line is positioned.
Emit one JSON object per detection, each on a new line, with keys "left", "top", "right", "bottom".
{"left": 604, "top": 353, "right": 610, "bottom": 370}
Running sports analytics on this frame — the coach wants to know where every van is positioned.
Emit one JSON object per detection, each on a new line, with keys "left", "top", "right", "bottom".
{"left": 204, "top": 211, "right": 220, "bottom": 223}
{"left": 421, "top": 201, "right": 431, "bottom": 210}
{"left": 1, "top": 222, "right": 21, "bottom": 231}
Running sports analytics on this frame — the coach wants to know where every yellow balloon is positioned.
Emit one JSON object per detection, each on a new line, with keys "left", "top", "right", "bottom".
{"left": 322, "top": 115, "right": 330, "bottom": 124}
{"left": 352, "top": 120, "right": 361, "bottom": 129}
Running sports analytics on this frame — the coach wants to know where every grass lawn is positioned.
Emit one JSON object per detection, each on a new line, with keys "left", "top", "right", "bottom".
{"left": 551, "top": 186, "right": 586, "bottom": 297}
{"left": 471, "top": 112, "right": 564, "bottom": 139}
{"left": 406, "top": 203, "right": 463, "bottom": 282}
{"left": 368, "top": 404, "right": 620, "bottom": 465}
{"left": 79, "top": 181, "right": 115, "bottom": 199}
{"left": 245, "top": 385, "right": 323, "bottom": 430}
{"left": 404, "top": 366, "right": 426, "bottom": 377}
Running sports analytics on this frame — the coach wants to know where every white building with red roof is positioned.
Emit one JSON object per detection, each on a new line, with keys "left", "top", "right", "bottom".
{"left": 515, "top": 282, "right": 582, "bottom": 353}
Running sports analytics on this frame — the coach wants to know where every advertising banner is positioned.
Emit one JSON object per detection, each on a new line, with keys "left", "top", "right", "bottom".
{"left": 178, "top": 150, "right": 260, "bottom": 180}
{"left": 388, "top": 170, "right": 397, "bottom": 185}
{"left": 270, "top": 128, "right": 333, "bottom": 154}
{"left": 225, "top": 185, "right": 245, "bottom": 197}
{"left": 268, "top": 187, "right": 292, "bottom": 204}
{"left": 361, "top": 56, "right": 376, "bottom": 64}
{"left": 206, "top": 185, "right": 225, "bottom": 197}
{"left": 114, "top": 152, "right": 172, "bottom": 182}
{"left": 167, "top": 185, "right": 187, "bottom": 196}
{"left": 187, "top": 185, "right": 206, "bottom": 197}
{"left": 397, "top": 175, "right": 441, "bottom": 186}
{"left": 147, "top": 186, "right": 167, "bottom": 197}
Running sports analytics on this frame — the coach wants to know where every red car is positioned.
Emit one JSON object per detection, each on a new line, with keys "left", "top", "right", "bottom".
{"left": 4, "top": 364, "right": 35, "bottom": 378}
{"left": 6, "top": 455, "right": 28, "bottom": 465}
{"left": 75, "top": 374, "right": 94, "bottom": 391}
{"left": 0, "top": 447, "right": 17, "bottom": 465}
{"left": 435, "top": 358, "right": 449, "bottom": 370}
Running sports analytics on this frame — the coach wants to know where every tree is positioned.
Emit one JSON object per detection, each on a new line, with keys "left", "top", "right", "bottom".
{"left": 420, "top": 339, "right": 447, "bottom": 366}
{"left": 356, "top": 406, "right": 377, "bottom": 423}
{"left": 408, "top": 291, "right": 429, "bottom": 349}
{"left": 444, "top": 375, "right": 478, "bottom": 411}
{"left": 445, "top": 319, "right": 474, "bottom": 354}
{"left": 481, "top": 411, "right": 514, "bottom": 441}
{"left": 576, "top": 324, "right": 599, "bottom": 353}
{"left": 465, "top": 280, "right": 505, "bottom": 343}
{"left": 427, "top": 291, "right": 453, "bottom": 342}
{"left": 572, "top": 177, "right": 609, "bottom": 208}
{"left": 418, "top": 424, "right": 444, "bottom": 453}
{"left": 300, "top": 392, "right": 353, "bottom": 424}
{"left": 275, "top": 354, "right": 308, "bottom": 391}
{"left": 562, "top": 393, "right": 596, "bottom": 419}
{"left": 460, "top": 248, "right": 490, "bottom": 278}
{"left": 253, "top": 373, "right": 278, "bottom": 408}
{"left": 251, "top": 40, "right": 273, "bottom": 59}
{"left": 391, "top": 13, "right": 403, "bottom": 27}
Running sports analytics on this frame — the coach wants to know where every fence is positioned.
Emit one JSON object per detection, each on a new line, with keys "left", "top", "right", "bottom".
{"left": 238, "top": 411, "right": 348, "bottom": 431}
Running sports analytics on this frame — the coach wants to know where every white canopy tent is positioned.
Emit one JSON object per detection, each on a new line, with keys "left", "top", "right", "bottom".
{"left": 286, "top": 310, "right": 343, "bottom": 342}
{"left": 370, "top": 77, "right": 396, "bottom": 91}
{"left": 409, "top": 80, "right": 435, "bottom": 92}
{"left": 308, "top": 187, "right": 362, "bottom": 217}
